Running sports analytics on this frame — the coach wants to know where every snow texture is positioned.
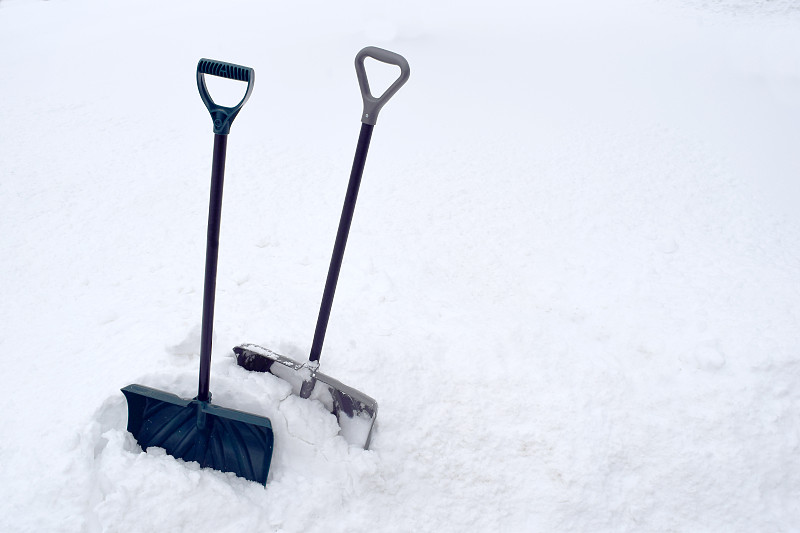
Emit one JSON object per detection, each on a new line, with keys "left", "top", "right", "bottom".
{"left": 1, "top": 0, "right": 799, "bottom": 531}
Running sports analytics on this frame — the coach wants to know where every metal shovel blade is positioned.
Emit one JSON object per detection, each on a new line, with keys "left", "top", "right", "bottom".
{"left": 122, "top": 384, "right": 274, "bottom": 485}
{"left": 233, "top": 344, "right": 378, "bottom": 449}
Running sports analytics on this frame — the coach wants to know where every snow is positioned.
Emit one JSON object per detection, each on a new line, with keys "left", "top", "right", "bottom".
{"left": 1, "top": 0, "right": 800, "bottom": 531}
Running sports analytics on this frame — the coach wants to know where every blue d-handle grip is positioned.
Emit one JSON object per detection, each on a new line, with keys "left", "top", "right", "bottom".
{"left": 355, "top": 47, "right": 410, "bottom": 126}
{"left": 197, "top": 58, "right": 255, "bottom": 135}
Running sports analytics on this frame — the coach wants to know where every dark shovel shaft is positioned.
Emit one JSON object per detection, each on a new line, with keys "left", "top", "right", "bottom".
{"left": 198, "top": 134, "right": 228, "bottom": 401}
{"left": 309, "top": 123, "right": 374, "bottom": 363}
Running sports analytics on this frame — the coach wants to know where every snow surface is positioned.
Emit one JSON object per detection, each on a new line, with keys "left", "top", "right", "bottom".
{"left": 1, "top": 0, "right": 800, "bottom": 531}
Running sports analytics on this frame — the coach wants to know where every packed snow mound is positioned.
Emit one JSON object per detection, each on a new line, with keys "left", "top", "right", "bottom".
{"left": 76, "top": 357, "right": 378, "bottom": 533}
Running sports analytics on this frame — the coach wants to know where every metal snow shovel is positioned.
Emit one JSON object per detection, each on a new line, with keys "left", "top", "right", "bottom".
{"left": 122, "top": 59, "right": 274, "bottom": 485}
{"left": 235, "top": 46, "right": 410, "bottom": 450}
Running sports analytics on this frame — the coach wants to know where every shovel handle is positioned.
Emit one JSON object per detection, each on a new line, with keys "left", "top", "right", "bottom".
{"left": 197, "top": 58, "right": 255, "bottom": 135}
{"left": 355, "top": 46, "right": 410, "bottom": 126}
{"left": 308, "top": 48, "right": 411, "bottom": 365}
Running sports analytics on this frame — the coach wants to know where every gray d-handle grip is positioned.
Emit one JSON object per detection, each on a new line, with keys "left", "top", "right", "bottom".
{"left": 355, "top": 47, "right": 410, "bottom": 126}
{"left": 197, "top": 58, "right": 255, "bottom": 135}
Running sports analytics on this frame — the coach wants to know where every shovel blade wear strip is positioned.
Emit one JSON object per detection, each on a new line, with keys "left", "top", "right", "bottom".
{"left": 235, "top": 46, "right": 409, "bottom": 449}
{"left": 234, "top": 344, "right": 378, "bottom": 449}
{"left": 123, "top": 59, "right": 274, "bottom": 485}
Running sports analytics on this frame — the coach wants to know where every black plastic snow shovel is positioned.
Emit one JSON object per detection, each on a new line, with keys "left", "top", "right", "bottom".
{"left": 122, "top": 59, "right": 274, "bottom": 485}
{"left": 234, "top": 46, "right": 410, "bottom": 450}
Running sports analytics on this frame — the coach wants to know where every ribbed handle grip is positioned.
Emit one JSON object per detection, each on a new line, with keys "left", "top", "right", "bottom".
{"left": 197, "top": 59, "right": 253, "bottom": 82}
{"left": 196, "top": 58, "right": 255, "bottom": 135}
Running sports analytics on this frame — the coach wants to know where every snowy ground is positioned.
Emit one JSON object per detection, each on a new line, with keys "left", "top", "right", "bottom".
{"left": 1, "top": 0, "right": 799, "bottom": 531}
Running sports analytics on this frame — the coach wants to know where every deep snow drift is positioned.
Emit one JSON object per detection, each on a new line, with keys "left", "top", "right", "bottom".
{"left": 1, "top": 0, "right": 799, "bottom": 531}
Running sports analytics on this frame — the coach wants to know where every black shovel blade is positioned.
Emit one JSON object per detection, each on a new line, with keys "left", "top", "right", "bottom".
{"left": 121, "top": 384, "right": 273, "bottom": 485}
{"left": 234, "top": 344, "right": 378, "bottom": 449}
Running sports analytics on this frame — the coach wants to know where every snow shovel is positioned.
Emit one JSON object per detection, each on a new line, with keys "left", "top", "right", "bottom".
{"left": 234, "top": 46, "right": 410, "bottom": 450}
{"left": 122, "top": 59, "right": 274, "bottom": 485}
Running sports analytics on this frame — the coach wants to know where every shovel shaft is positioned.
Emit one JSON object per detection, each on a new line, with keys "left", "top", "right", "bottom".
{"left": 198, "top": 133, "right": 228, "bottom": 401}
{"left": 309, "top": 123, "right": 374, "bottom": 363}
